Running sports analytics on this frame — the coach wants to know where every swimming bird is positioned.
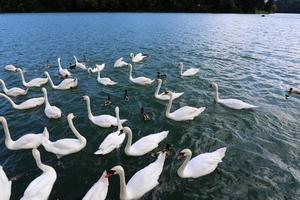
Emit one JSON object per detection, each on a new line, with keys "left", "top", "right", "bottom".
{"left": 97, "top": 70, "right": 117, "bottom": 86}
{"left": 156, "top": 72, "right": 167, "bottom": 79}
{"left": 104, "top": 95, "right": 112, "bottom": 106}
{"left": 21, "top": 149, "right": 57, "bottom": 200}
{"left": 0, "top": 93, "right": 44, "bottom": 110}
{"left": 0, "top": 79, "right": 28, "bottom": 97}
{"left": 130, "top": 53, "right": 147, "bottom": 63}
{"left": 73, "top": 56, "right": 87, "bottom": 70}
{"left": 140, "top": 107, "right": 150, "bottom": 121}
{"left": 154, "top": 79, "right": 183, "bottom": 101}
{"left": 83, "top": 171, "right": 109, "bottom": 200}
{"left": 42, "top": 88, "right": 62, "bottom": 119}
{"left": 88, "top": 64, "right": 105, "bottom": 74}
{"left": 210, "top": 83, "right": 258, "bottom": 110}
{"left": 128, "top": 64, "right": 154, "bottom": 86}
{"left": 120, "top": 127, "right": 169, "bottom": 156}
{"left": 42, "top": 113, "right": 87, "bottom": 159}
{"left": 0, "top": 116, "right": 44, "bottom": 150}
{"left": 178, "top": 62, "right": 199, "bottom": 77}
{"left": 163, "top": 91, "right": 205, "bottom": 121}
{"left": 44, "top": 71, "right": 78, "bottom": 90}
{"left": 124, "top": 89, "right": 129, "bottom": 102}
{"left": 105, "top": 151, "right": 167, "bottom": 200}
{"left": 0, "top": 165, "right": 11, "bottom": 200}
{"left": 177, "top": 147, "right": 227, "bottom": 178}
{"left": 4, "top": 64, "right": 17, "bottom": 72}
{"left": 288, "top": 87, "right": 300, "bottom": 94}
{"left": 57, "top": 57, "right": 71, "bottom": 78}
{"left": 94, "top": 106, "right": 125, "bottom": 155}
{"left": 16, "top": 68, "right": 48, "bottom": 88}
{"left": 83, "top": 95, "right": 127, "bottom": 128}
{"left": 114, "top": 57, "right": 129, "bottom": 68}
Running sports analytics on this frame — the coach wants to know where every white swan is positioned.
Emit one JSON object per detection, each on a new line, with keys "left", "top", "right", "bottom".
{"left": 210, "top": 83, "right": 258, "bottom": 110}
{"left": 154, "top": 79, "right": 183, "bottom": 100}
{"left": 73, "top": 56, "right": 87, "bottom": 70}
{"left": 130, "top": 53, "right": 147, "bottom": 63}
{"left": 288, "top": 87, "right": 300, "bottom": 94}
{"left": 16, "top": 68, "right": 48, "bottom": 88}
{"left": 0, "top": 79, "right": 28, "bottom": 97}
{"left": 163, "top": 91, "right": 205, "bottom": 121}
{"left": 42, "top": 87, "right": 62, "bottom": 119}
{"left": 83, "top": 96, "right": 127, "bottom": 128}
{"left": 178, "top": 62, "right": 199, "bottom": 77}
{"left": 177, "top": 147, "right": 227, "bottom": 178}
{"left": 120, "top": 127, "right": 169, "bottom": 156}
{"left": 97, "top": 70, "right": 117, "bottom": 86}
{"left": 0, "top": 116, "right": 44, "bottom": 150}
{"left": 128, "top": 64, "right": 154, "bottom": 86}
{"left": 21, "top": 149, "right": 57, "bottom": 200}
{"left": 83, "top": 171, "right": 109, "bottom": 200}
{"left": 114, "top": 57, "right": 128, "bottom": 68}
{"left": 105, "top": 151, "right": 167, "bottom": 200}
{"left": 88, "top": 64, "right": 105, "bottom": 73}
{"left": 42, "top": 113, "right": 86, "bottom": 159}
{"left": 58, "top": 57, "right": 71, "bottom": 78}
{"left": 94, "top": 106, "right": 125, "bottom": 155}
{"left": 0, "top": 93, "right": 44, "bottom": 110}
{"left": 44, "top": 71, "right": 78, "bottom": 90}
{"left": 0, "top": 166, "right": 11, "bottom": 200}
{"left": 4, "top": 64, "right": 17, "bottom": 72}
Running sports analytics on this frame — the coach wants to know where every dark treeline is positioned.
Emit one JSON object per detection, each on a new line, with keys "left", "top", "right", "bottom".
{"left": 0, "top": 0, "right": 294, "bottom": 13}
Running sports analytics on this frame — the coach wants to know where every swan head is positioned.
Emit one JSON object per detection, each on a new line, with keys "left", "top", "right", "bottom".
{"left": 82, "top": 95, "right": 89, "bottom": 101}
{"left": 157, "top": 79, "right": 162, "bottom": 83}
{"left": 87, "top": 68, "right": 92, "bottom": 73}
{"left": 58, "top": 57, "right": 61, "bottom": 63}
{"left": 42, "top": 127, "right": 49, "bottom": 139}
{"left": 178, "top": 62, "right": 183, "bottom": 68}
{"left": 130, "top": 53, "right": 134, "bottom": 58}
{"left": 44, "top": 71, "right": 50, "bottom": 77}
{"left": 163, "top": 91, "right": 173, "bottom": 96}
{"left": 177, "top": 149, "right": 192, "bottom": 160}
{"left": 0, "top": 116, "right": 7, "bottom": 124}
{"left": 67, "top": 113, "right": 75, "bottom": 120}
{"left": 115, "top": 106, "right": 119, "bottom": 114}
{"left": 210, "top": 82, "right": 218, "bottom": 89}
{"left": 118, "top": 127, "right": 131, "bottom": 136}
{"left": 16, "top": 68, "right": 22, "bottom": 73}
{"left": 288, "top": 88, "right": 293, "bottom": 93}
{"left": 105, "top": 165, "right": 124, "bottom": 178}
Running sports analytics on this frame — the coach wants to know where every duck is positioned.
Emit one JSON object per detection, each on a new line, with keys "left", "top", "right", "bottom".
{"left": 114, "top": 57, "right": 128, "bottom": 68}
{"left": 83, "top": 95, "right": 127, "bottom": 128}
{"left": 0, "top": 166, "right": 11, "bottom": 200}
{"left": 83, "top": 171, "right": 109, "bottom": 200}
{"left": 140, "top": 107, "right": 150, "bottom": 121}
{"left": 178, "top": 62, "right": 199, "bottom": 77}
{"left": 0, "top": 116, "right": 44, "bottom": 150}
{"left": 120, "top": 127, "right": 168, "bottom": 156}
{"left": 42, "top": 87, "right": 62, "bottom": 119}
{"left": 73, "top": 56, "right": 87, "bottom": 70}
{"left": 0, "top": 93, "right": 44, "bottom": 110}
{"left": 57, "top": 57, "right": 72, "bottom": 78}
{"left": 128, "top": 64, "right": 154, "bottom": 86}
{"left": 42, "top": 113, "right": 87, "bottom": 159}
{"left": 154, "top": 79, "right": 183, "bottom": 101}
{"left": 44, "top": 71, "right": 78, "bottom": 90}
{"left": 0, "top": 79, "right": 28, "bottom": 97}
{"left": 16, "top": 68, "right": 48, "bottom": 88}
{"left": 105, "top": 151, "right": 167, "bottom": 200}
{"left": 94, "top": 106, "right": 125, "bottom": 155}
{"left": 156, "top": 72, "right": 167, "bottom": 79}
{"left": 104, "top": 95, "right": 112, "bottom": 106}
{"left": 21, "top": 149, "right": 57, "bottom": 200}
{"left": 163, "top": 91, "right": 205, "bottom": 121}
{"left": 4, "top": 64, "right": 17, "bottom": 72}
{"left": 88, "top": 63, "right": 105, "bottom": 74}
{"left": 97, "top": 70, "right": 117, "bottom": 86}
{"left": 210, "top": 83, "right": 258, "bottom": 110}
{"left": 177, "top": 147, "right": 227, "bottom": 178}
{"left": 124, "top": 89, "right": 129, "bottom": 101}
{"left": 130, "top": 53, "right": 147, "bottom": 63}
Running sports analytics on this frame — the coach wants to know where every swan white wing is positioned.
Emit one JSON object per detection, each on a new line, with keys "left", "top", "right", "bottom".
{"left": 218, "top": 99, "right": 257, "bottom": 109}
{"left": 92, "top": 115, "right": 118, "bottom": 127}
{"left": 170, "top": 106, "right": 205, "bottom": 121}
{"left": 83, "top": 171, "right": 108, "bottom": 200}
{"left": 21, "top": 171, "right": 56, "bottom": 200}
{"left": 0, "top": 166, "right": 11, "bottom": 200}
{"left": 156, "top": 92, "right": 184, "bottom": 100}
{"left": 126, "top": 153, "right": 165, "bottom": 199}
{"left": 19, "top": 97, "right": 45, "bottom": 109}
{"left": 130, "top": 131, "right": 169, "bottom": 155}
{"left": 13, "top": 133, "right": 43, "bottom": 149}
{"left": 57, "top": 79, "right": 78, "bottom": 89}
{"left": 96, "top": 131, "right": 125, "bottom": 155}
{"left": 6, "top": 87, "right": 27, "bottom": 96}
{"left": 27, "top": 78, "right": 48, "bottom": 87}
{"left": 99, "top": 78, "right": 117, "bottom": 86}
{"left": 44, "top": 139, "right": 84, "bottom": 156}
{"left": 182, "top": 68, "right": 199, "bottom": 76}
{"left": 131, "top": 77, "right": 154, "bottom": 85}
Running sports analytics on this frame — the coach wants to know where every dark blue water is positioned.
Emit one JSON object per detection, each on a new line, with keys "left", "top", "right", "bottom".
{"left": 0, "top": 13, "right": 300, "bottom": 200}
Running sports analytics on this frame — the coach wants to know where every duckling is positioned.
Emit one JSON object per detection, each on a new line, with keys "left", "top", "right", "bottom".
{"left": 45, "top": 60, "right": 51, "bottom": 69}
{"left": 124, "top": 89, "right": 129, "bottom": 102}
{"left": 141, "top": 107, "right": 150, "bottom": 121}
{"left": 104, "top": 95, "right": 112, "bottom": 106}
{"left": 157, "top": 72, "right": 167, "bottom": 79}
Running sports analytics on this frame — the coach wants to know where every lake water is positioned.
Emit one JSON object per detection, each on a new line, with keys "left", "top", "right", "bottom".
{"left": 0, "top": 13, "right": 299, "bottom": 200}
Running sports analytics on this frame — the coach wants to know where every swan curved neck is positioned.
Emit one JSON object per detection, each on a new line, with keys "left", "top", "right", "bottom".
{"left": 129, "top": 65, "right": 133, "bottom": 80}
{"left": 58, "top": 60, "right": 63, "bottom": 70}
{"left": 117, "top": 168, "right": 128, "bottom": 199}
{"left": 74, "top": 56, "right": 78, "bottom": 63}
{"left": 116, "top": 110, "right": 122, "bottom": 131}
{"left": 0, "top": 94, "right": 17, "bottom": 108}
{"left": 68, "top": 117, "right": 85, "bottom": 142}
{"left": 35, "top": 154, "right": 52, "bottom": 172}
{"left": 19, "top": 70, "right": 27, "bottom": 85}
{"left": 46, "top": 73, "right": 57, "bottom": 88}
{"left": 85, "top": 98, "right": 94, "bottom": 119}
{"left": 180, "top": 65, "right": 183, "bottom": 75}
{"left": 43, "top": 89, "right": 50, "bottom": 107}
{"left": 97, "top": 70, "right": 101, "bottom": 79}
{"left": 155, "top": 81, "right": 162, "bottom": 96}
{"left": 124, "top": 131, "right": 133, "bottom": 155}
{"left": 0, "top": 80, "right": 8, "bottom": 92}
{"left": 165, "top": 94, "right": 174, "bottom": 117}
{"left": 214, "top": 86, "right": 220, "bottom": 102}
{"left": 0, "top": 118, "right": 14, "bottom": 149}
{"left": 178, "top": 153, "right": 192, "bottom": 177}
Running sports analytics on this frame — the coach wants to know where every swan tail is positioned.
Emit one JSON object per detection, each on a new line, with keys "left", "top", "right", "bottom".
{"left": 198, "top": 107, "right": 206, "bottom": 114}
{"left": 94, "top": 149, "right": 105, "bottom": 155}
{"left": 120, "top": 119, "right": 127, "bottom": 124}
{"left": 214, "top": 147, "right": 227, "bottom": 161}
